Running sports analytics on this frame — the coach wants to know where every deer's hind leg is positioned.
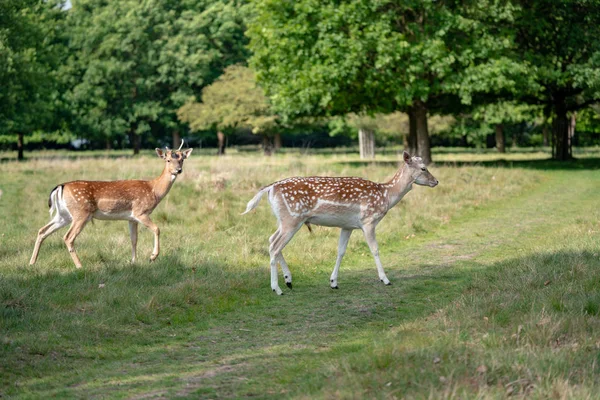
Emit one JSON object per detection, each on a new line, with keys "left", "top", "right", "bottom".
{"left": 129, "top": 221, "right": 138, "bottom": 263}
{"left": 269, "top": 219, "right": 305, "bottom": 295}
{"left": 30, "top": 217, "right": 71, "bottom": 265}
{"left": 278, "top": 254, "right": 292, "bottom": 289}
{"left": 63, "top": 216, "right": 91, "bottom": 269}
{"left": 269, "top": 228, "right": 292, "bottom": 289}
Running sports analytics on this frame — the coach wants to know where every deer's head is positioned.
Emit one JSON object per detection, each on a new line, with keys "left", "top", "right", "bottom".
{"left": 403, "top": 151, "right": 438, "bottom": 187}
{"left": 156, "top": 141, "right": 193, "bottom": 177}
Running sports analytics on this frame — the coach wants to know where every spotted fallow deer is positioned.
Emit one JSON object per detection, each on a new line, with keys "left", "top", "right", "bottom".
{"left": 243, "top": 151, "right": 438, "bottom": 295}
{"left": 29, "top": 141, "right": 193, "bottom": 268}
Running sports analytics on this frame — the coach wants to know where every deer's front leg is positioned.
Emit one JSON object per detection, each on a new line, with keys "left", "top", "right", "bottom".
{"left": 330, "top": 228, "right": 352, "bottom": 289}
{"left": 128, "top": 221, "right": 138, "bottom": 263}
{"left": 136, "top": 215, "right": 160, "bottom": 262}
{"left": 362, "top": 224, "right": 391, "bottom": 285}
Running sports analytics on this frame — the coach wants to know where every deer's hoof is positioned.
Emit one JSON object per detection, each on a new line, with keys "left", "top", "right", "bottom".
{"left": 286, "top": 282, "right": 292, "bottom": 289}
{"left": 331, "top": 286, "right": 339, "bottom": 290}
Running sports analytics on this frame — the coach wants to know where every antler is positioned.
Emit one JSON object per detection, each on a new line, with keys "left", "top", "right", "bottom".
{"left": 177, "top": 139, "right": 184, "bottom": 151}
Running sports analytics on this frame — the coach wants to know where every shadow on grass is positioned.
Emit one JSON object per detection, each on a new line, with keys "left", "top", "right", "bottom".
{"left": 2, "top": 249, "right": 598, "bottom": 397}
{"left": 338, "top": 157, "right": 600, "bottom": 171}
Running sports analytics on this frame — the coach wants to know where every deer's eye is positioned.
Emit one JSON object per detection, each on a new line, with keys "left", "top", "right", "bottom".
{"left": 167, "top": 160, "right": 171, "bottom": 162}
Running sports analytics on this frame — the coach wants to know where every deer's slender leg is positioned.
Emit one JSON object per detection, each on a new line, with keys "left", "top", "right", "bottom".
{"left": 269, "top": 228, "right": 293, "bottom": 289}
{"left": 30, "top": 218, "right": 70, "bottom": 265}
{"left": 268, "top": 228, "right": 284, "bottom": 295}
{"left": 128, "top": 221, "right": 138, "bottom": 263}
{"left": 63, "top": 218, "right": 90, "bottom": 269}
{"left": 330, "top": 228, "right": 353, "bottom": 289}
{"left": 362, "top": 224, "right": 391, "bottom": 285}
{"left": 278, "top": 254, "right": 292, "bottom": 289}
{"left": 268, "top": 228, "right": 280, "bottom": 244}
{"left": 136, "top": 214, "right": 160, "bottom": 262}
{"left": 269, "top": 221, "right": 303, "bottom": 295}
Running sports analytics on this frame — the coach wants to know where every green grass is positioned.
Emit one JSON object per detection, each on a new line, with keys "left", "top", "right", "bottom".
{"left": 1, "top": 149, "right": 599, "bottom": 398}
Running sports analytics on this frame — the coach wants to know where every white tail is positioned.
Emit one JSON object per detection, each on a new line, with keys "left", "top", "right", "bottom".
{"left": 48, "top": 185, "right": 61, "bottom": 219}
{"left": 30, "top": 141, "right": 193, "bottom": 268}
{"left": 243, "top": 151, "right": 439, "bottom": 295}
{"left": 242, "top": 185, "right": 273, "bottom": 215}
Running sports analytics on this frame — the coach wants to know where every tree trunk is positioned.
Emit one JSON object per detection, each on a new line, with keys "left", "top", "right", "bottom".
{"left": 172, "top": 130, "right": 181, "bottom": 149}
{"left": 542, "top": 121, "right": 549, "bottom": 147}
{"left": 105, "top": 136, "right": 112, "bottom": 150}
{"left": 217, "top": 131, "right": 226, "bottom": 155}
{"left": 273, "top": 132, "right": 282, "bottom": 151}
{"left": 413, "top": 100, "right": 431, "bottom": 164}
{"left": 568, "top": 112, "right": 577, "bottom": 148}
{"left": 552, "top": 99, "right": 571, "bottom": 161}
{"left": 495, "top": 124, "right": 505, "bottom": 153}
{"left": 262, "top": 135, "right": 272, "bottom": 156}
{"left": 128, "top": 124, "right": 141, "bottom": 155}
{"left": 407, "top": 108, "right": 418, "bottom": 155}
{"left": 132, "top": 134, "right": 141, "bottom": 155}
{"left": 358, "top": 128, "right": 375, "bottom": 159}
{"left": 17, "top": 132, "right": 24, "bottom": 161}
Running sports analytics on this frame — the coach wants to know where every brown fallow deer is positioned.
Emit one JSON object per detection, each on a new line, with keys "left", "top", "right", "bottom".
{"left": 243, "top": 151, "right": 438, "bottom": 295}
{"left": 29, "top": 141, "right": 193, "bottom": 268}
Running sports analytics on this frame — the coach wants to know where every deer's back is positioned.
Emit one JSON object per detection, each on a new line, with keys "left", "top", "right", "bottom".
{"left": 271, "top": 176, "right": 389, "bottom": 227}
{"left": 62, "top": 180, "right": 156, "bottom": 219}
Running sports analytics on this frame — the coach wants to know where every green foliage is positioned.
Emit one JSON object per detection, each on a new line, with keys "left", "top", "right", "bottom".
{"left": 63, "top": 0, "right": 248, "bottom": 147}
{"left": 473, "top": 101, "right": 539, "bottom": 126}
{"left": 0, "top": 0, "right": 66, "bottom": 137}
{"left": 578, "top": 106, "right": 600, "bottom": 133}
{"left": 178, "top": 64, "right": 277, "bottom": 135}
{"left": 248, "top": 0, "right": 517, "bottom": 119}
{"left": 329, "top": 112, "right": 454, "bottom": 145}
{"left": 512, "top": 0, "right": 600, "bottom": 110}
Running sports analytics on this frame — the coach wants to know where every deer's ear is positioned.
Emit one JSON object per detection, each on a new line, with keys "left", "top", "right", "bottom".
{"left": 403, "top": 151, "right": 412, "bottom": 164}
{"left": 155, "top": 148, "right": 165, "bottom": 159}
{"left": 182, "top": 148, "right": 193, "bottom": 159}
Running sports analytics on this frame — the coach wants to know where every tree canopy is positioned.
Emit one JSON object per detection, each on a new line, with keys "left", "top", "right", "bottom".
{"left": 510, "top": 0, "right": 600, "bottom": 159}
{"left": 2, "top": 0, "right": 600, "bottom": 159}
{"left": 63, "top": 0, "right": 249, "bottom": 152}
{"left": 178, "top": 64, "right": 276, "bottom": 134}
{"left": 0, "top": 0, "right": 66, "bottom": 159}
{"left": 248, "top": 0, "right": 521, "bottom": 163}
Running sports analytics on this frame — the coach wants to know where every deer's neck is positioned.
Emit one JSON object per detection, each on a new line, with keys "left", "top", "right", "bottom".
{"left": 150, "top": 165, "right": 177, "bottom": 201}
{"left": 385, "top": 165, "right": 414, "bottom": 209}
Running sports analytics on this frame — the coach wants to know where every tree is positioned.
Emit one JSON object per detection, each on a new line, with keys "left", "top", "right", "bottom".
{"left": 248, "top": 0, "right": 516, "bottom": 164}
{"left": 472, "top": 102, "right": 537, "bottom": 153}
{"left": 63, "top": 0, "right": 248, "bottom": 154}
{"left": 178, "top": 64, "right": 277, "bottom": 155}
{"left": 0, "top": 0, "right": 67, "bottom": 160}
{"left": 507, "top": 0, "right": 600, "bottom": 160}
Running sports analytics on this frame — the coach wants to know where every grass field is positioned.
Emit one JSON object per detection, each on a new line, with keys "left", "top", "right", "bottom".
{"left": 1, "top": 148, "right": 600, "bottom": 399}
